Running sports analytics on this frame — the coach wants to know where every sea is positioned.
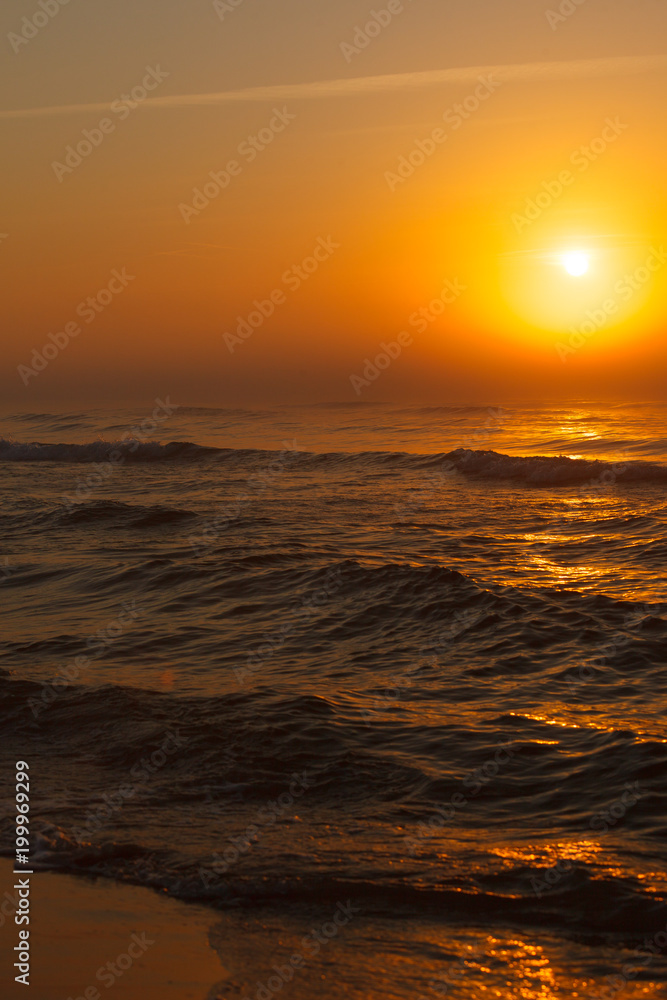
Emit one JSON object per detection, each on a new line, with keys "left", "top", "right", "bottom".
{"left": 1, "top": 401, "right": 666, "bottom": 999}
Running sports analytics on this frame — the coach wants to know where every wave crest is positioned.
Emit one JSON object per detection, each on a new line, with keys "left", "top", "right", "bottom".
{"left": 2, "top": 438, "right": 666, "bottom": 486}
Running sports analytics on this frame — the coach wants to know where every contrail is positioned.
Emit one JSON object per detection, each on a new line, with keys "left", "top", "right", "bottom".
{"left": 1, "top": 54, "right": 665, "bottom": 120}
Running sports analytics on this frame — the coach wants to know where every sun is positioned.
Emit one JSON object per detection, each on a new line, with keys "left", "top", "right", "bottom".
{"left": 562, "top": 251, "right": 590, "bottom": 277}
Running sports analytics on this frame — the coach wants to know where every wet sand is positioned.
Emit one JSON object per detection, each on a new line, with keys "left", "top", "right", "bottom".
{"left": 0, "top": 860, "right": 227, "bottom": 999}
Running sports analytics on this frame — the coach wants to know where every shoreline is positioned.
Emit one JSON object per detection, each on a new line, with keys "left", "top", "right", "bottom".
{"left": 0, "top": 859, "right": 227, "bottom": 999}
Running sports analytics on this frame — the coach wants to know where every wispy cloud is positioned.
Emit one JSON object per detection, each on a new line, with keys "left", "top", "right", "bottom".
{"left": 1, "top": 54, "right": 665, "bottom": 121}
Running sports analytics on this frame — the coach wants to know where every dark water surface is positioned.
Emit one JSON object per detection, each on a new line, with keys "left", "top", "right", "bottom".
{"left": 1, "top": 403, "right": 666, "bottom": 998}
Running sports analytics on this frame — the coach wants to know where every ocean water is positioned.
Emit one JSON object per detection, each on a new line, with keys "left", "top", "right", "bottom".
{"left": 1, "top": 401, "right": 667, "bottom": 999}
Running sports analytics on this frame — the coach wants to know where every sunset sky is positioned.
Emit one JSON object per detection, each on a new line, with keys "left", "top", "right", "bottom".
{"left": 2, "top": 0, "right": 667, "bottom": 407}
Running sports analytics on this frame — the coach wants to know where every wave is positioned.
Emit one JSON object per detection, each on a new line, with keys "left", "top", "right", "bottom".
{"left": 3, "top": 555, "right": 665, "bottom": 663}
{"left": 6, "top": 412, "right": 92, "bottom": 423}
{"left": 2, "top": 653, "right": 666, "bottom": 816}
{"left": 0, "top": 438, "right": 219, "bottom": 463}
{"left": 2, "top": 437, "right": 666, "bottom": 485}
{"left": 0, "top": 500, "right": 197, "bottom": 535}
{"left": 442, "top": 449, "right": 667, "bottom": 485}
{"left": 58, "top": 500, "right": 197, "bottom": 527}
{"left": 17, "top": 826, "right": 667, "bottom": 941}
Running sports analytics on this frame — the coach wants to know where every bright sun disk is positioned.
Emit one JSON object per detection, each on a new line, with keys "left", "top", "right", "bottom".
{"left": 562, "top": 251, "right": 589, "bottom": 277}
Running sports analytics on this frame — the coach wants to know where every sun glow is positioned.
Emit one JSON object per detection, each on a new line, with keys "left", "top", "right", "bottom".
{"left": 495, "top": 224, "right": 663, "bottom": 346}
{"left": 562, "top": 251, "right": 590, "bottom": 276}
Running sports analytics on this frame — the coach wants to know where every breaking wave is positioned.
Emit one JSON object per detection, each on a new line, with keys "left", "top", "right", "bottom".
{"left": 2, "top": 438, "right": 667, "bottom": 486}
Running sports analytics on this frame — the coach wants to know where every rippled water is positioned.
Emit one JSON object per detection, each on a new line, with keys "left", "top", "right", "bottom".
{"left": 1, "top": 402, "right": 666, "bottom": 998}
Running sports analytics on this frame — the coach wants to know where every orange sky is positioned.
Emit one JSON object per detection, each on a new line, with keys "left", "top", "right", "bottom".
{"left": 2, "top": 0, "right": 667, "bottom": 406}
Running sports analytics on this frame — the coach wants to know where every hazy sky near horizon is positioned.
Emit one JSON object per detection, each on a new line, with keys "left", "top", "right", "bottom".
{"left": 2, "top": 0, "right": 667, "bottom": 408}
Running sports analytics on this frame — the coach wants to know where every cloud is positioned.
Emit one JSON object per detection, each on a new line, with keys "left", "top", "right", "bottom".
{"left": 1, "top": 54, "right": 665, "bottom": 120}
